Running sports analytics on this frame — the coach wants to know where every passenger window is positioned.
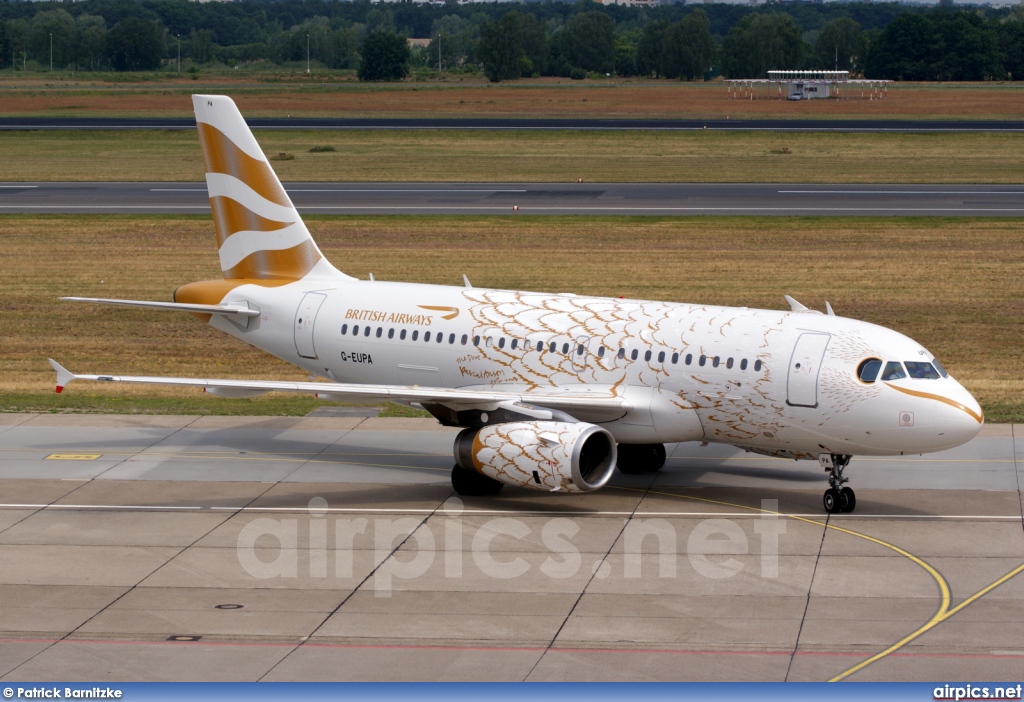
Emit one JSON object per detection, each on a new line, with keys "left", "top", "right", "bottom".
{"left": 461, "top": 334, "right": 468, "bottom": 345}
{"left": 685, "top": 354, "right": 692, "bottom": 365}
{"left": 473, "top": 335, "right": 480, "bottom": 346}
{"left": 341, "top": 324, "right": 348, "bottom": 335}
{"left": 598, "top": 346, "right": 605, "bottom": 358}
{"left": 858, "top": 358, "right": 882, "bottom": 383}
{"left": 671, "top": 353, "right": 679, "bottom": 364}
{"left": 536, "top": 341, "right": 543, "bottom": 352}
{"left": 400, "top": 329, "right": 407, "bottom": 340}
{"left": 561, "top": 343, "right": 569, "bottom": 354}
{"left": 881, "top": 361, "right": 906, "bottom": 381}
{"left": 412, "top": 330, "right": 419, "bottom": 341}
{"left": 511, "top": 339, "right": 518, "bottom": 350}
{"left": 498, "top": 337, "right": 505, "bottom": 349}
{"left": 658, "top": 351, "right": 665, "bottom": 363}
{"left": 353, "top": 325, "right": 360, "bottom": 336}
{"left": 726, "top": 358, "right": 734, "bottom": 369}
{"left": 438, "top": 333, "right": 444, "bottom": 344}
{"left": 713, "top": 356, "right": 720, "bottom": 368}
{"left": 630, "top": 349, "right": 638, "bottom": 361}
{"left": 364, "top": 326, "right": 371, "bottom": 337}
{"left": 905, "top": 361, "right": 941, "bottom": 380}
{"left": 549, "top": 342, "right": 557, "bottom": 353}
{"left": 754, "top": 360, "right": 762, "bottom": 371}
{"left": 424, "top": 331, "right": 432, "bottom": 342}
{"left": 387, "top": 329, "right": 394, "bottom": 339}
{"left": 644, "top": 350, "right": 652, "bottom": 362}
{"left": 617, "top": 348, "right": 625, "bottom": 359}
{"left": 699, "top": 355, "right": 707, "bottom": 367}
{"left": 740, "top": 359, "right": 748, "bottom": 371}
{"left": 577, "top": 344, "right": 585, "bottom": 355}
{"left": 376, "top": 327, "right": 382, "bottom": 338}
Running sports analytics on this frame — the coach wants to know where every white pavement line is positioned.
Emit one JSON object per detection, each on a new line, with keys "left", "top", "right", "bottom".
{"left": 148, "top": 188, "right": 529, "bottom": 193}
{"left": 0, "top": 185, "right": 38, "bottom": 188}
{"left": 0, "top": 503, "right": 1019, "bottom": 519}
{"left": 6, "top": 205, "right": 1024, "bottom": 213}
{"left": 779, "top": 190, "right": 1024, "bottom": 195}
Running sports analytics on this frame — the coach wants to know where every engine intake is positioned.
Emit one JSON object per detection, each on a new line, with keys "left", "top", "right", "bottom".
{"left": 454, "top": 421, "right": 616, "bottom": 493}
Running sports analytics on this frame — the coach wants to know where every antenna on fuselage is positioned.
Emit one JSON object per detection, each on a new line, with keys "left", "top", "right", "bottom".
{"left": 784, "top": 295, "right": 808, "bottom": 312}
{"left": 825, "top": 301, "right": 835, "bottom": 316}
{"left": 463, "top": 274, "right": 473, "bottom": 288}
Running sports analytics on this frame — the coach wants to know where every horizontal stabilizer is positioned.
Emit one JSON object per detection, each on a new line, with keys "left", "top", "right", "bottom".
{"left": 61, "top": 297, "right": 260, "bottom": 317}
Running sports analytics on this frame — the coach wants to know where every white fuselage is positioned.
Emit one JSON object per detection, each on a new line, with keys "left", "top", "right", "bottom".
{"left": 206, "top": 270, "right": 983, "bottom": 461}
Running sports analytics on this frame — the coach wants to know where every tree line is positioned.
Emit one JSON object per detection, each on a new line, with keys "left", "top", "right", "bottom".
{"left": 0, "top": 0, "right": 1021, "bottom": 81}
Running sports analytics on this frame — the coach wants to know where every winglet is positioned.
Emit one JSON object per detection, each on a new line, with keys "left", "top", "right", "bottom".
{"left": 48, "top": 359, "right": 76, "bottom": 394}
{"left": 784, "top": 295, "right": 808, "bottom": 312}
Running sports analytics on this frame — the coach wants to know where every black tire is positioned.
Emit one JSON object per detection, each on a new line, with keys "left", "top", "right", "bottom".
{"left": 451, "top": 465, "right": 504, "bottom": 496}
{"left": 839, "top": 487, "right": 857, "bottom": 513}
{"left": 823, "top": 488, "right": 841, "bottom": 514}
{"left": 616, "top": 443, "right": 667, "bottom": 474}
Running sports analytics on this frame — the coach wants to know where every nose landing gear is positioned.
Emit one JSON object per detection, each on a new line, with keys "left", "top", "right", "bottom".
{"left": 819, "top": 453, "right": 856, "bottom": 514}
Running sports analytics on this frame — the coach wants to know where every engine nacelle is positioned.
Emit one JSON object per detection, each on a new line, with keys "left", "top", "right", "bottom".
{"left": 454, "top": 421, "right": 616, "bottom": 493}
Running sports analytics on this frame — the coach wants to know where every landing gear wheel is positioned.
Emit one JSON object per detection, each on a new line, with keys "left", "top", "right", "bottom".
{"left": 616, "top": 443, "right": 667, "bottom": 475}
{"left": 839, "top": 487, "right": 856, "bottom": 513}
{"left": 819, "top": 453, "right": 856, "bottom": 514}
{"left": 451, "top": 465, "right": 503, "bottom": 496}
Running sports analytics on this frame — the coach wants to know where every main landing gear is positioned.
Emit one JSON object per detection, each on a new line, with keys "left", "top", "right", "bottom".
{"left": 819, "top": 453, "right": 856, "bottom": 514}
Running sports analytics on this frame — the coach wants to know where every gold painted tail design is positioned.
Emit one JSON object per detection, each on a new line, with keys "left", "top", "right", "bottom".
{"left": 192, "top": 95, "right": 342, "bottom": 282}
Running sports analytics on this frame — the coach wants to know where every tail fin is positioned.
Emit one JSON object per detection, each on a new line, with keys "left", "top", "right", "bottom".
{"left": 192, "top": 95, "right": 346, "bottom": 282}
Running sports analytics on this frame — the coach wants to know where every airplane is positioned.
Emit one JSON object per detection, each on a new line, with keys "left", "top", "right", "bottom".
{"left": 49, "top": 94, "right": 984, "bottom": 514}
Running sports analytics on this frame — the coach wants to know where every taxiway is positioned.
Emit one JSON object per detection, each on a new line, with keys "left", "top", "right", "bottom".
{"left": 4, "top": 182, "right": 1024, "bottom": 216}
{"left": 0, "top": 414, "right": 1021, "bottom": 682}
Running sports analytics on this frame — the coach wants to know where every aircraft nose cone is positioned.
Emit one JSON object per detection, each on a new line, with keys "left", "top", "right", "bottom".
{"left": 935, "top": 383, "right": 984, "bottom": 448}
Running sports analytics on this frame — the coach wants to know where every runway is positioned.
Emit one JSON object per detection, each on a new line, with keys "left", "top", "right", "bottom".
{"left": 0, "top": 414, "right": 1021, "bottom": 682}
{"left": 1, "top": 117, "right": 1023, "bottom": 132}
{"left": 5, "top": 182, "right": 1024, "bottom": 216}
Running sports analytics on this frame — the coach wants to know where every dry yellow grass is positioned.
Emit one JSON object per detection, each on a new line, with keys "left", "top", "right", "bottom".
{"left": 3, "top": 129, "right": 1024, "bottom": 183}
{"left": 2, "top": 215, "right": 1021, "bottom": 418}
{"left": 0, "top": 80, "right": 1022, "bottom": 121}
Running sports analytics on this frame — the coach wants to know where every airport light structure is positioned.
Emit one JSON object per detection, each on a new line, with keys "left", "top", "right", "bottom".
{"left": 727, "top": 70, "right": 892, "bottom": 101}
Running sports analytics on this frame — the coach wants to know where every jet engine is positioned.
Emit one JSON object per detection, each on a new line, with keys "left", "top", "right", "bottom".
{"left": 454, "top": 421, "right": 617, "bottom": 493}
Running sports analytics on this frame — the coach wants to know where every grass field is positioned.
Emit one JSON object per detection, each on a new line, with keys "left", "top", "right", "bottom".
{"left": 3, "top": 214, "right": 1021, "bottom": 420}
{"left": 0, "top": 78, "right": 1023, "bottom": 121}
{"left": 3, "top": 129, "right": 1024, "bottom": 183}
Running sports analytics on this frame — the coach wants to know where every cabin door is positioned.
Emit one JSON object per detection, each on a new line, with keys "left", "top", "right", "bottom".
{"left": 786, "top": 332, "right": 831, "bottom": 408}
{"left": 294, "top": 292, "right": 327, "bottom": 359}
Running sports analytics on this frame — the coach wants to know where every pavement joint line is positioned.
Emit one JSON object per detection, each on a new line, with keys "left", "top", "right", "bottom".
{"left": 612, "top": 485, "right": 954, "bottom": 683}
{"left": 255, "top": 493, "right": 452, "bottom": 682}
{"left": 0, "top": 446, "right": 256, "bottom": 679}
{"left": 523, "top": 473, "right": 654, "bottom": 681}
{"left": 786, "top": 506, "right": 829, "bottom": 681}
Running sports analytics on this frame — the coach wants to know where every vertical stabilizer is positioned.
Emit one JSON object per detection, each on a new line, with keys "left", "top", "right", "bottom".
{"left": 192, "top": 95, "right": 346, "bottom": 282}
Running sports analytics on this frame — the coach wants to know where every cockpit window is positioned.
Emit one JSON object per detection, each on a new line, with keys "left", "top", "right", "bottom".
{"left": 931, "top": 358, "right": 950, "bottom": 378}
{"left": 881, "top": 361, "right": 907, "bottom": 381}
{"left": 857, "top": 358, "right": 882, "bottom": 383}
{"left": 905, "top": 361, "right": 941, "bottom": 379}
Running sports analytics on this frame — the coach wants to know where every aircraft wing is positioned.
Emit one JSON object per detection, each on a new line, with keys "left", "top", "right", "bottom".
{"left": 48, "top": 360, "right": 626, "bottom": 419}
